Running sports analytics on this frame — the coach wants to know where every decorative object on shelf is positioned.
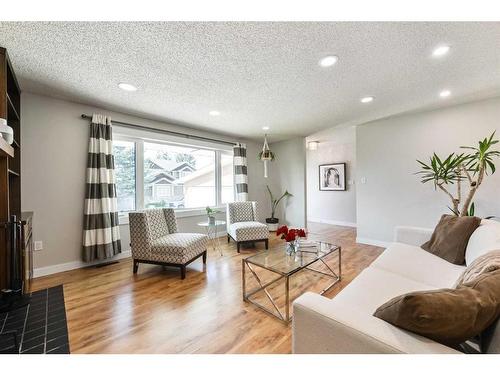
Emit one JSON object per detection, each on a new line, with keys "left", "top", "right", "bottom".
{"left": 205, "top": 206, "right": 221, "bottom": 225}
{"left": 319, "top": 163, "right": 346, "bottom": 191}
{"left": 0, "top": 47, "right": 22, "bottom": 296}
{"left": 276, "top": 225, "right": 306, "bottom": 255}
{"left": 258, "top": 134, "right": 275, "bottom": 178}
{"left": 265, "top": 185, "right": 292, "bottom": 231}
{"left": 0, "top": 118, "right": 14, "bottom": 145}
{"left": 416, "top": 131, "right": 500, "bottom": 216}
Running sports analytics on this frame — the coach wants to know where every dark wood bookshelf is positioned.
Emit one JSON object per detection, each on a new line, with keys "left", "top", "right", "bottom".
{"left": 0, "top": 46, "right": 23, "bottom": 292}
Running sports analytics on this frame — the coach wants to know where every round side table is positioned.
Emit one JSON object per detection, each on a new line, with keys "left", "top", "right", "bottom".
{"left": 197, "top": 219, "right": 226, "bottom": 256}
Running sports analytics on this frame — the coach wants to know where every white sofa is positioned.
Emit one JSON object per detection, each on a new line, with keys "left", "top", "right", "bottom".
{"left": 292, "top": 219, "right": 500, "bottom": 354}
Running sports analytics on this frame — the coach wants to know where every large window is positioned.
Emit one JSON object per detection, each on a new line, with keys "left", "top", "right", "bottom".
{"left": 221, "top": 152, "right": 234, "bottom": 204}
{"left": 113, "top": 140, "right": 136, "bottom": 212}
{"left": 144, "top": 142, "right": 215, "bottom": 209}
{"left": 113, "top": 135, "right": 234, "bottom": 215}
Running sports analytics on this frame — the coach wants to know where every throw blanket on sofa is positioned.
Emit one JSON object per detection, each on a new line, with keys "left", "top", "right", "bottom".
{"left": 455, "top": 250, "right": 500, "bottom": 286}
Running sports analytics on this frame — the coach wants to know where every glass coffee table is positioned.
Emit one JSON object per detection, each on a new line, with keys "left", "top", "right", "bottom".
{"left": 242, "top": 241, "right": 341, "bottom": 323}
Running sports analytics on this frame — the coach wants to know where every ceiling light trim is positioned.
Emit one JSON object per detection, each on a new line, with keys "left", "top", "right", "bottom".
{"left": 432, "top": 45, "right": 450, "bottom": 57}
{"left": 360, "top": 96, "right": 374, "bottom": 103}
{"left": 118, "top": 82, "right": 138, "bottom": 92}
{"left": 319, "top": 55, "right": 339, "bottom": 68}
{"left": 439, "top": 90, "right": 451, "bottom": 98}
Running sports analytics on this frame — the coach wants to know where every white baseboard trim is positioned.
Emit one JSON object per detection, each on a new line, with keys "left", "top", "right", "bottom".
{"left": 308, "top": 218, "right": 357, "bottom": 228}
{"left": 34, "top": 250, "right": 132, "bottom": 278}
{"left": 356, "top": 237, "right": 390, "bottom": 248}
{"left": 33, "top": 231, "right": 229, "bottom": 278}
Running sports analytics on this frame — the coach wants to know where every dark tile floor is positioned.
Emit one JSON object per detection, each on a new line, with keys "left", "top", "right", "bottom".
{"left": 0, "top": 285, "right": 70, "bottom": 354}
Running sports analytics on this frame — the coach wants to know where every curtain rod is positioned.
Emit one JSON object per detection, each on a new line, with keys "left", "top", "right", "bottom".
{"left": 80, "top": 114, "right": 238, "bottom": 147}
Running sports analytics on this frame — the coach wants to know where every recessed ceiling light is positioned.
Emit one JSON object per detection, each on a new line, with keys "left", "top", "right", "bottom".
{"left": 432, "top": 45, "right": 450, "bottom": 57}
{"left": 209, "top": 110, "right": 220, "bottom": 116}
{"left": 319, "top": 55, "right": 339, "bottom": 68}
{"left": 262, "top": 126, "right": 270, "bottom": 130}
{"left": 118, "top": 82, "right": 137, "bottom": 92}
{"left": 360, "top": 96, "right": 374, "bottom": 103}
{"left": 440, "top": 90, "right": 451, "bottom": 98}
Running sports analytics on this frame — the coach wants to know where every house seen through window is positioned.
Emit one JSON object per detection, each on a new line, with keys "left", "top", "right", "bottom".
{"left": 144, "top": 142, "right": 216, "bottom": 209}
{"left": 113, "top": 136, "right": 234, "bottom": 213}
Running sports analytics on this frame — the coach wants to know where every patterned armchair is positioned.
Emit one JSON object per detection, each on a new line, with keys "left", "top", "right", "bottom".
{"left": 129, "top": 208, "right": 208, "bottom": 279}
{"left": 226, "top": 201, "right": 269, "bottom": 252}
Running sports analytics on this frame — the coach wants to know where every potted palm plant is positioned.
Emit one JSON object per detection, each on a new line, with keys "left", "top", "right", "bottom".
{"left": 416, "top": 131, "right": 499, "bottom": 216}
{"left": 265, "top": 185, "right": 292, "bottom": 231}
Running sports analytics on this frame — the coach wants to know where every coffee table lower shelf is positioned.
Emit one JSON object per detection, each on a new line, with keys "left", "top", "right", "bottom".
{"left": 242, "top": 246, "right": 341, "bottom": 323}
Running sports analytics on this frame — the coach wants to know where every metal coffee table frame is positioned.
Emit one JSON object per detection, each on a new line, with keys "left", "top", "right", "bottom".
{"left": 242, "top": 244, "right": 341, "bottom": 323}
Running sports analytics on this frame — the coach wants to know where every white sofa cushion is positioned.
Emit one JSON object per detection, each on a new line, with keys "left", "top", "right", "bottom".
{"left": 333, "top": 266, "right": 438, "bottom": 313}
{"left": 465, "top": 219, "right": 500, "bottom": 266}
{"left": 293, "top": 292, "right": 460, "bottom": 354}
{"left": 370, "top": 242, "right": 466, "bottom": 288}
{"left": 293, "top": 266, "right": 462, "bottom": 353}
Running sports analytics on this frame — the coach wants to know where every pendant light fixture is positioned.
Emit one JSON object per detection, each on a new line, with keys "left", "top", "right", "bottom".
{"left": 258, "top": 134, "right": 275, "bottom": 178}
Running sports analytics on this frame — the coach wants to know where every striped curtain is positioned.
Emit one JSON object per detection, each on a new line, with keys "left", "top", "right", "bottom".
{"left": 233, "top": 143, "right": 248, "bottom": 202}
{"left": 82, "top": 114, "right": 121, "bottom": 262}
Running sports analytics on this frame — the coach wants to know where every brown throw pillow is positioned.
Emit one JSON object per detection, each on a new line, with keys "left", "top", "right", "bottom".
{"left": 454, "top": 249, "right": 500, "bottom": 287}
{"left": 421, "top": 214, "right": 481, "bottom": 265}
{"left": 373, "top": 270, "right": 500, "bottom": 347}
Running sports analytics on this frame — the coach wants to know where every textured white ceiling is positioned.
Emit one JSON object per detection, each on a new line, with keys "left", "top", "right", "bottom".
{"left": 0, "top": 22, "right": 499, "bottom": 141}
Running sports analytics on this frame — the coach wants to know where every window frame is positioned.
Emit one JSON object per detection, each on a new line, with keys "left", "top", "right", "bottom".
{"left": 112, "top": 137, "right": 138, "bottom": 214}
{"left": 113, "top": 132, "right": 235, "bottom": 223}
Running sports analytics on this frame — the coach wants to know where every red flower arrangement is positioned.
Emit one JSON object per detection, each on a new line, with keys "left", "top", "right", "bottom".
{"left": 276, "top": 225, "right": 306, "bottom": 242}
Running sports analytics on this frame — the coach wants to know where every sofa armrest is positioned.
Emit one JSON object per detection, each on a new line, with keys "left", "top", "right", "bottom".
{"left": 293, "top": 292, "right": 402, "bottom": 354}
{"left": 394, "top": 226, "right": 433, "bottom": 246}
{"left": 292, "top": 292, "right": 460, "bottom": 354}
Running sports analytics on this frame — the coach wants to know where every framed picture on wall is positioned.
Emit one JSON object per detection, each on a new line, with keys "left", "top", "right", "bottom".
{"left": 319, "top": 163, "right": 346, "bottom": 191}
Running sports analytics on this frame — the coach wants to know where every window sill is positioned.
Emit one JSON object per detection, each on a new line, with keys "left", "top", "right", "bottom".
{"left": 118, "top": 205, "right": 228, "bottom": 226}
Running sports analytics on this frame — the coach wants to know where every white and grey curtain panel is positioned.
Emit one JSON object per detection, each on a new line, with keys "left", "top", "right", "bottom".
{"left": 233, "top": 143, "right": 248, "bottom": 202}
{"left": 83, "top": 114, "right": 122, "bottom": 262}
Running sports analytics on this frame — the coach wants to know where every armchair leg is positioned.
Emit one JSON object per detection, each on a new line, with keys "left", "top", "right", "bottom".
{"left": 227, "top": 235, "right": 230, "bottom": 243}
{"left": 180, "top": 265, "right": 186, "bottom": 279}
{"left": 265, "top": 239, "right": 269, "bottom": 249}
{"left": 237, "top": 242, "right": 241, "bottom": 253}
{"left": 202, "top": 250, "right": 207, "bottom": 264}
{"left": 133, "top": 260, "right": 139, "bottom": 274}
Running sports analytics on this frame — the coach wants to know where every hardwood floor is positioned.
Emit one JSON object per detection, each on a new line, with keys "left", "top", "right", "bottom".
{"left": 30, "top": 223, "right": 383, "bottom": 354}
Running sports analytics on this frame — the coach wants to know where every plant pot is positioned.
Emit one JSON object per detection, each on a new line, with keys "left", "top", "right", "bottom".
{"left": 208, "top": 216, "right": 215, "bottom": 225}
{"left": 266, "top": 218, "right": 279, "bottom": 232}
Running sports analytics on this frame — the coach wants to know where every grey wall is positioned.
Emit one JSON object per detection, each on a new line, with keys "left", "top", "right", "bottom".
{"left": 21, "top": 92, "right": 265, "bottom": 273}
{"left": 306, "top": 126, "right": 356, "bottom": 226}
{"left": 356, "top": 96, "right": 500, "bottom": 244}
{"left": 246, "top": 141, "right": 270, "bottom": 219}
{"left": 266, "top": 137, "right": 307, "bottom": 228}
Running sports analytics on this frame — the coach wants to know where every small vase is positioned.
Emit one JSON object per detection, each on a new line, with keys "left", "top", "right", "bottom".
{"left": 208, "top": 216, "right": 215, "bottom": 225}
{"left": 294, "top": 237, "right": 301, "bottom": 252}
{"left": 285, "top": 241, "right": 296, "bottom": 255}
